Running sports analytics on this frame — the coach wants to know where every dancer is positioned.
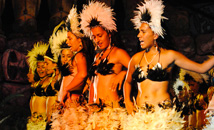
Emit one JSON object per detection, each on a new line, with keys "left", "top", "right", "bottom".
{"left": 26, "top": 42, "right": 49, "bottom": 130}
{"left": 80, "top": 1, "right": 130, "bottom": 129}
{"left": 50, "top": 7, "right": 95, "bottom": 130}
{"left": 80, "top": 0, "right": 130, "bottom": 107}
{"left": 43, "top": 44, "right": 61, "bottom": 123}
{"left": 59, "top": 6, "right": 95, "bottom": 104}
{"left": 123, "top": 0, "right": 214, "bottom": 129}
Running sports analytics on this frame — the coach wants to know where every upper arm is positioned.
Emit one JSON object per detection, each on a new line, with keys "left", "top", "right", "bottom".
{"left": 116, "top": 49, "right": 131, "bottom": 69}
{"left": 125, "top": 55, "right": 137, "bottom": 84}
{"left": 171, "top": 50, "right": 202, "bottom": 72}
{"left": 75, "top": 53, "right": 88, "bottom": 77}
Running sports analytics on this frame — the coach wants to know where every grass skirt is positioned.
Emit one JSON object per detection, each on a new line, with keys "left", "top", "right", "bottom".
{"left": 51, "top": 101, "right": 89, "bottom": 130}
{"left": 26, "top": 112, "right": 47, "bottom": 130}
{"left": 121, "top": 106, "right": 185, "bottom": 130}
{"left": 86, "top": 106, "right": 127, "bottom": 130}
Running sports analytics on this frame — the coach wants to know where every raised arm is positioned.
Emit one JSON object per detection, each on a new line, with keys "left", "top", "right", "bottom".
{"left": 171, "top": 50, "right": 214, "bottom": 73}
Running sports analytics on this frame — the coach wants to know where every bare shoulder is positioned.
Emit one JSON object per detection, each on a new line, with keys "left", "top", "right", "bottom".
{"left": 131, "top": 51, "right": 145, "bottom": 64}
{"left": 113, "top": 46, "right": 129, "bottom": 55}
{"left": 74, "top": 52, "right": 86, "bottom": 62}
{"left": 160, "top": 48, "right": 180, "bottom": 57}
{"left": 75, "top": 52, "right": 86, "bottom": 58}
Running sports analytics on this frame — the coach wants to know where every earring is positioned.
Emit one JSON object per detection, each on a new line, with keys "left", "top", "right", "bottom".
{"left": 79, "top": 44, "right": 82, "bottom": 49}
{"left": 154, "top": 40, "right": 158, "bottom": 51}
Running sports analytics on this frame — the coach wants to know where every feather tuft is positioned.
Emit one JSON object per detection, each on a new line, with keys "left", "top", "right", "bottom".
{"left": 80, "top": 1, "right": 117, "bottom": 38}
{"left": 131, "top": 0, "right": 167, "bottom": 38}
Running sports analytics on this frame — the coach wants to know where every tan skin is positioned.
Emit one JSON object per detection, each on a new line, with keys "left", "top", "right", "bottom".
{"left": 89, "top": 26, "right": 130, "bottom": 105}
{"left": 29, "top": 62, "right": 47, "bottom": 115}
{"left": 43, "top": 58, "right": 60, "bottom": 122}
{"left": 124, "top": 22, "right": 214, "bottom": 114}
{"left": 60, "top": 31, "right": 88, "bottom": 104}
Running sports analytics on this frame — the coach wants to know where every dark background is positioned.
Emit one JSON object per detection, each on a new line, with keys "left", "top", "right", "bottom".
{"left": 0, "top": 0, "right": 214, "bottom": 129}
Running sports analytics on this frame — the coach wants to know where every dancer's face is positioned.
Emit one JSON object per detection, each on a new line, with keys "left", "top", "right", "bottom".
{"left": 44, "top": 58, "right": 56, "bottom": 75}
{"left": 61, "top": 49, "right": 72, "bottom": 65}
{"left": 91, "top": 26, "right": 111, "bottom": 50}
{"left": 137, "top": 23, "right": 158, "bottom": 49}
{"left": 66, "top": 31, "right": 82, "bottom": 52}
{"left": 36, "top": 62, "right": 47, "bottom": 78}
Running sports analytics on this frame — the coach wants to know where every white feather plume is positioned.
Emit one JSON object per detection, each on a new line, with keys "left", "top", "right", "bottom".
{"left": 131, "top": 0, "right": 167, "bottom": 38}
{"left": 50, "top": 27, "right": 68, "bottom": 58}
{"left": 80, "top": 1, "right": 117, "bottom": 38}
{"left": 66, "top": 6, "right": 84, "bottom": 38}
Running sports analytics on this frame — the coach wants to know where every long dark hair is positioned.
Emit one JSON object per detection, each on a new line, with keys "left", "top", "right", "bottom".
{"left": 81, "top": 37, "right": 96, "bottom": 69}
{"left": 157, "top": 20, "right": 175, "bottom": 50}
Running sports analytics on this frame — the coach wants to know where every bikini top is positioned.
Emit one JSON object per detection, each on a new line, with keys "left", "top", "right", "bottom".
{"left": 89, "top": 47, "right": 115, "bottom": 76}
{"left": 132, "top": 51, "right": 173, "bottom": 82}
{"left": 33, "top": 74, "right": 60, "bottom": 96}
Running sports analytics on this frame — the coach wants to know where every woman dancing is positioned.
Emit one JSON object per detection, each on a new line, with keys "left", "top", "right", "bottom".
{"left": 26, "top": 42, "right": 49, "bottom": 130}
{"left": 80, "top": 1, "right": 130, "bottom": 129}
{"left": 123, "top": 0, "right": 214, "bottom": 129}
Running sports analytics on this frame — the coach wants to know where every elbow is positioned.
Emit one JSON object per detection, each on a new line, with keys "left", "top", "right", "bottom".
{"left": 80, "top": 72, "right": 88, "bottom": 79}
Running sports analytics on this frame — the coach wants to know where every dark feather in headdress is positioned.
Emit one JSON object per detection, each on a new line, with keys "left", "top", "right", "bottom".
{"left": 36, "top": 54, "right": 44, "bottom": 61}
{"left": 65, "top": 19, "right": 71, "bottom": 31}
{"left": 60, "top": 40, "right": 69, "bottom": 49}
{"left": 55, "top": 24, "right": 66, "bottom": 35}
{"left": 89, "top": 18, "right": 101, "bottom": 28}
{"left": 140, "top": 9, "right": 151, "bottom": 23}
{"left": 45, "top": 45, "right": 54, "bottom": 60}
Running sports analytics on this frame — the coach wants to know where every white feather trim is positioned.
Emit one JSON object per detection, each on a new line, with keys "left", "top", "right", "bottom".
{"left": 173, "top": 78, "right": 186, "bottom": 96}
{"left": 50, "top": 27, "right": 68, "bottom": 58}
{"left": 121, "top": 106, "right": 185, "bottom": 130}
{"left": 66, "top": 6, "right": 84, "bottom": 38}
{"left": 131, "top": 0, "right": 167, "bottom": 38}
{"left": 80, "top": 1, "right": 117, "bottom": 38}
{"left": 86, "top": 107, "right": 127, "bottom": 130}
{"left": 51, "top": 102, "right": 89, "bottom": 130}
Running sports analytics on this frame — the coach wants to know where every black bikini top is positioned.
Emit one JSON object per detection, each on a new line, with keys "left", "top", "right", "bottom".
{"left": 132, "top": 50, "right": 172, "bottom": 82}
{"left": 33, "top": 74, "right": 60, "bottom": 96}
{"left": 89, "top": 47, "right": 115, "bottom": 76}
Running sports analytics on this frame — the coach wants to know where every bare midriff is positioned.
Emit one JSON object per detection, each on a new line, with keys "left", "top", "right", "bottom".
{"left": 136, "top": 80, "right": 170, "bottom": 106}
{"left": 93, "top": 64, "right": 122, "bottom": 104}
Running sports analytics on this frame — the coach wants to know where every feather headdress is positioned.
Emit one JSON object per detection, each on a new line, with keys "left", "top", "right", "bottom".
{"left": 80, "top": 1, "right": 117, "bottom": 37}
{"left": 173, "top": 78, "right": 187, "bottom": 96}
{"left": 27, "top": 42, "right": 48, "bottom": 74}
{"left": 179, "top": 68, "right": 209, "bottom": 83}
{"left": 131, "top": 0, "right": 167, "bottom": 38}
{"left": 66, "top": 6, "right": 84, "bottom": 38}
{"left": 50, "top": 22, "right": 69, "bottom": 58}
{"left": 44, "top": 45, "right": 58, "bottom": 63}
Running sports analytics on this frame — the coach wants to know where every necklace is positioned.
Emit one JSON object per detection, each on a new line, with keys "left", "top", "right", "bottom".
{"left": 144, "top": 51, "right": 159, "bottom": 69}
{"left": 95, "top": 45, "right": 114, "bottom": 62}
